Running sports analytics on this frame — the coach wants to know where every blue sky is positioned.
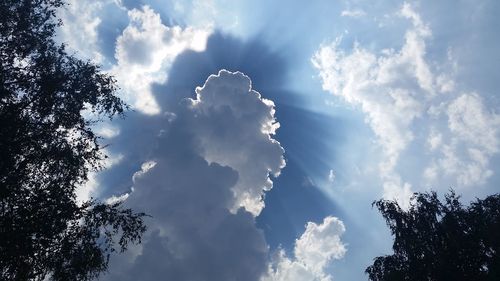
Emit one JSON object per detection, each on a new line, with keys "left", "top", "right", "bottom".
{"left": 59, "top": 0, "right": 500, "bottom": 280}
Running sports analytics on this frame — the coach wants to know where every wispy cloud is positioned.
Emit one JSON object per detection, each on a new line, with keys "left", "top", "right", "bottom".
{"left": 340, "top": 9, "right": 366, "bottom": 18}
{"left": 313, "top": 3, "right": 500, "bottom": 206}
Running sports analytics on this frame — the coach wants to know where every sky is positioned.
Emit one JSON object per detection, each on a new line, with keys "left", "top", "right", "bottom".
{"left": 58, "top": 0, "right": 500, "bottom": 280}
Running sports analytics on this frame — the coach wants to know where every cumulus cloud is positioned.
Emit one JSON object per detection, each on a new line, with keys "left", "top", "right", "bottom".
{"left": 187, "top": 70, "right": 285, "bottom": 215}
{"left": 263, "top": 216, "right": 346, "bottom": 281}
{"left": 112, "top": 5, "right": 210, "bottom": 114}
{"left": 312, "top": 3, "right": 500, "bottom": 205}
{"left": 102, "top": 70, "right": 288, "bottom": 280}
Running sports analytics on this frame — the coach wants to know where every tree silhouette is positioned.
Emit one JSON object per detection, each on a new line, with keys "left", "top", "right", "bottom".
{"left": 366, "top": 191, "right": 500, "bottom": 281}
{"left": 0, "top": 1, "right": 146, "bottom": 280}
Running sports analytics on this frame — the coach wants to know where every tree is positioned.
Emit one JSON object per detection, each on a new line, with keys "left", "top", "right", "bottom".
{"left": 366, "top": 191, "right": 500, "bottom": 281}
{"left": 0, "top": 1, "right": 146, "bottom": 280}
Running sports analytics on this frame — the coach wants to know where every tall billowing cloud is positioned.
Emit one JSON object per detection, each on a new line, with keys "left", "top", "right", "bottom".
{"left": 102, "top": 70, "right": 287, "bottom": 280}
{"left": 312, "top": 3, "right": 500, "bottom": 206}
{"left": 188, "top": 71, "right": 285, "bottom": 215}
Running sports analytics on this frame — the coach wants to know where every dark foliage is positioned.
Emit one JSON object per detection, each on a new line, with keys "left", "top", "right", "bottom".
{"left": 366, "top": 191, "right": 500, "bottom": 281}
{"left": 0, "top": 1, "right": 146, "bottom": 280}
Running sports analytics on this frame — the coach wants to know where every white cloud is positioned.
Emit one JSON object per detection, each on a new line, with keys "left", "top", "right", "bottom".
{"left": 186, "top": 70, "right": 286, "bottom": 215}
{"left": 295, "top": 217, "right": 346, "bottom": 272}
{"left": 105, "top": 192, "right": 130, "bottom": 205}
{"left": 96, "top": 125, "right": 121, "bottom": 139}
{"left": 57, "top": 1, "right": 212, "bottom": 168}
{"left": 427, "top": 129, "right": 442, "bottom": 151}
{"left": 447, "top": 94, "right": 500, "bottom": 155}
{"left": 57, "top": 0, "right": 105, "bottom": 62}
{"left": 423, "top": 93, "right": 500, "bottom": 187}
{"left": 328, "top": 170, "right": 336, "bottom": 183}
{"left": 434, "top": 93, "right": 500, "bottom": 185}
{"left": 76, "top": 152, "right": 124, "bottom": 203}
{"left": 112, "top": 5, "right": 210, "bottom": 114}
{"left": 263, "top": 216, "right": 346, "bottom": 281}
{"left": 312, "top": 4, "right": 430, "bottom": 206}
{"left": 312, "top": 3, "right": 500, "bottom": 205}
{"left": 76, "top": 173, "right": 98, "bottom": 204}
{"left": 340, "top": 9, "right": 366, "bottom": 18}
